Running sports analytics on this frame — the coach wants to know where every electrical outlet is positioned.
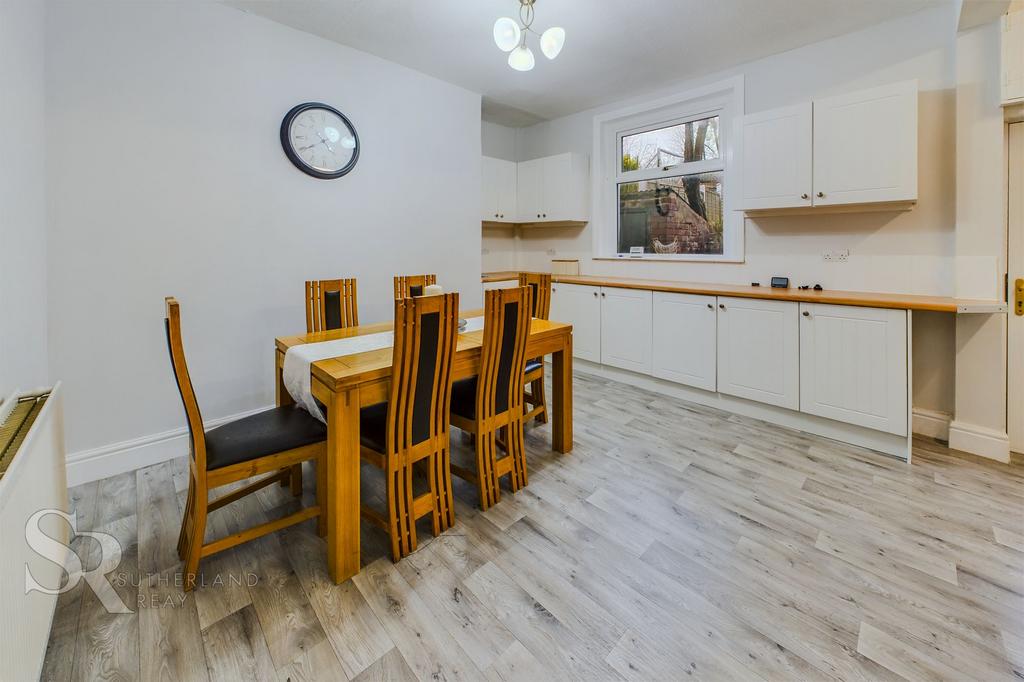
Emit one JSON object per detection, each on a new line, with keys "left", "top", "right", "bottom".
{"left": 823, "top": 251, "right": 833, "bottom": 262}
{"left": 835, "top": 248, "right": 849, "bottom": 262}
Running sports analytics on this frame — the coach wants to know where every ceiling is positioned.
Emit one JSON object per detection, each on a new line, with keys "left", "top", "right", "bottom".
{"left": 226, "top": 0, "right": 950, "bottom": 127}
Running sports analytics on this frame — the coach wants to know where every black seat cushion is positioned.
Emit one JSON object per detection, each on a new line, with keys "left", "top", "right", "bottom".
{"left": 450, "top": 377, "right": 478, "bottom": 420}
{"left": 524, "top": 358, "right": 543, "bottom": 375}
{"left": 204, "top": 406, "right": 326, "bottom": 471}
{"left": 359, "top": 401, "right": 389, "bottom": 453}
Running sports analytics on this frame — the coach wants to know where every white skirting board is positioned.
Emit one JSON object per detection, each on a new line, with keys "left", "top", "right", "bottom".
{"left": 948, "top": 420, "right": 1012, "bottom": 463}
{"left": 66, "top": 404, "right": 274, "bottom": 487}
{"left": 912, "top": 407, "right": 952, "bottom": 441}
{"left": 572, "top": 360, "right": 913, "bottom": 460}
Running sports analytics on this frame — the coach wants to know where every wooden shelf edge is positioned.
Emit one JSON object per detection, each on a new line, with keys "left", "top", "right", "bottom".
{"left": 482, "top": 220, "right": 588, "bottom": 229}
{"left": 738, "top": 200, "right": 916, "bottom": 217}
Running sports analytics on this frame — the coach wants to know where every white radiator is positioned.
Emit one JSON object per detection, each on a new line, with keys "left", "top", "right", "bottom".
{"left": 0, "top": 383, "right": 67, "bottom": 681}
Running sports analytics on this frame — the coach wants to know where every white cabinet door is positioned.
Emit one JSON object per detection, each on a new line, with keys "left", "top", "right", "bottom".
{"left": 517, "top": 158, "right": 544, "bottom": 222}
{"left": 481, "top": 156, "right": 501, "bottom": 221}
{"left": 540, "top": 153, "right": 571, "bottom": 221}
{"left": 550, "top": 283, "right": 601, "bottom": 363}
{"left": 600, "top": 287, "right": 653, "bottom": 374}
{"left": 799, "top": 303, "right": 907, "bottom": 435}
{"left": 738, "top": 103, "right": 812, "bottom": 210}
{"left": 652, "top": 292, "right": 717, "bottom": 391}
{"left": 716, "top": 297, "right": 799, "bottom": 409}
{"left": 1003, "top": 9, "right": 1024, "bottom": 105}
{"left": 812, "top": 80, "right": 917, "bottom": 206}
{"left": 495, "top": 159, "right": 517, "bottom": 221}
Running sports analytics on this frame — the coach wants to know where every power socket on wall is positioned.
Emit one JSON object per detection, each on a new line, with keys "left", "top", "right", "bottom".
{"left": 823, "top": 248, "right": 850, "bottom": 263}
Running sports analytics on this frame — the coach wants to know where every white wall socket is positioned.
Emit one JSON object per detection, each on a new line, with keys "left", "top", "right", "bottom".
{"left": 823, "top": 249, "right": 850, "bottom": 262}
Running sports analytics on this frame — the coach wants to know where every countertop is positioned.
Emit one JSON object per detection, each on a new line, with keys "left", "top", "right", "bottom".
{"left": 481, "top": 271, "right": 1005, "bottom": 313}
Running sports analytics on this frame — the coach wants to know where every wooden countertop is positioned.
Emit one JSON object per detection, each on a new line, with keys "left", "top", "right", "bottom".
{"left": 481, "top": 271, "right": 1005, "bottom": 313}
{"left": 481, "top": 271, "right": 521, "bottom": 283}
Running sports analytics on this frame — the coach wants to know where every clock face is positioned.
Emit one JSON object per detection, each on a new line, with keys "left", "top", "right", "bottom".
{"left": 280, "top": 103, "right": 359, "bottom": 179}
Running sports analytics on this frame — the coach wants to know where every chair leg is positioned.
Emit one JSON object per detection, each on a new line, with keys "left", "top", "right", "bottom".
{"left": 289, "top": 463, "right": 303, "bottom": 497}
{"left": 386, "top": 467, "right": 407, "bottom": 562}
{"left": 177, "top": 476, "right": 195, "bottom": 560}
{"left": 437, "top": 445, "right": 455, "bottom": 530}
{"left": 531, "top": 373, "right": 548, "bottom": 424}
{"left": 183, "top": 498, "right": 207, "bottom": 592}
{"left": 427, "top": 452, "right": 441, "bottom": 537}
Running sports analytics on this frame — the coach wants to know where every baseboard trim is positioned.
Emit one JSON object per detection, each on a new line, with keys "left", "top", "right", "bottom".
{"left": 912, "top": 407, "right": 951, "bottom": 441}
{"left": 66, "top": 404, "right": 276, "bottom": 487}
{"left": 948, "top": 420, "right": 1011, "bottom": 463}
{"left": 571, "top": 360, "right": 911, "bottom": 460}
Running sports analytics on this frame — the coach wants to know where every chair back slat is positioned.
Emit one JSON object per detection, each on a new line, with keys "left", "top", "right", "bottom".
{"left": 393, "top": 274, "right": 437, "bottom": 300}
{"left": 164, "top": 297, "right": 207, "bottom": 470}
{"left": 386, "top": 292, "right": 459, "bottom": 456}
{"left": 477, "top": 287, "right": 532, "bottom": 421}
{"left": 306, "top": 278, "right": 359, "bottom": 333}
{"left": 518, "top": 273, "right": 552, "bottom": 320}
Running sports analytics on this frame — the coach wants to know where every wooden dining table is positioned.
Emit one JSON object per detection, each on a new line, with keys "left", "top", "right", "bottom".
{"left": 275, "top": 310, "right": 574, "bottom": 584}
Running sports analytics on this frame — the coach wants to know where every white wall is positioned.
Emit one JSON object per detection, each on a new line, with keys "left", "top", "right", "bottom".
{"left": 506, "top": 4, "right": 961, "bottom": 415}
{"left": 0, "top": 0, "right": 48, "bottom": 396}
{"left": 481, "top": 120, "right": 518, "bottom": 162}
{"left": 46, "top": 1, "right": 482, "bottom": 467}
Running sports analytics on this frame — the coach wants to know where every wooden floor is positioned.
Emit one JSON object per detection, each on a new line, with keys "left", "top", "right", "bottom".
{"left": 42, "top": 371, "right": 1024, "bottom": 681}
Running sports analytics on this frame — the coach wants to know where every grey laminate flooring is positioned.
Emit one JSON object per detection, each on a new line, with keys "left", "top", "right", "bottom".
{"left": 41, "top": 371, "right": 1024, "bottom": 681}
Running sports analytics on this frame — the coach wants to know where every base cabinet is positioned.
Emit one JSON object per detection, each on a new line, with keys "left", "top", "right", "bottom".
{"left": 652, "top": 292, "right": 717, "bottom": 391}
{"left": 716, "top": 297, "right": 800, "bottom": 410}
{"left": 600, "top": 288, "right": 652, "bottom": 374}
{"left": 550, "top": 283, "right": 601, "bottom": 363}
{"left": 799, "top": 303, "right": 908, "bottom": 436}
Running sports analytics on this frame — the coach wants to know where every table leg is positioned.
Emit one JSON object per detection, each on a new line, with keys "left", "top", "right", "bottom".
{"left": 325, "top": 384, "right": 361, "bottom": 583}
{"left": 275, "top": 351, "right": 294, "bottom": 407}
{"left": 551, "top": 334, "right": 573, "bottom": 453}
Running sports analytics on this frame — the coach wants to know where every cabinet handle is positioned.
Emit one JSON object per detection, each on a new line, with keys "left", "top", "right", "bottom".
{"left": 801, "top": 193, "right": 809, "bottom": 200}
{"left": 802, "top": 311, "right": 811, "bottom": 317}
{"left": 601, "top": 292, "right": 606, "bottom": 297}
{"left": 593, "top": 291, "right": 598, "bottom": 297}
{"left": 537, "top": 213, "right": 541, "bottom": 218}
{"left": 706, "top": 303, "right": 713, "bottom": 310}
{"left": 719, "top": 303, "right": 726, "bottom": 310}
{"left": 816, "top": 191, "right": 824, "bottom": 198}
{"left": 543, "top": 213, "right": 547, "bottom": 217}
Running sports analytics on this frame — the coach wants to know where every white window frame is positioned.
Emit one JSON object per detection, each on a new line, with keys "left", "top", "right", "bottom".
{"left": 591, "top": 76, "right": 745, "bottom": 262}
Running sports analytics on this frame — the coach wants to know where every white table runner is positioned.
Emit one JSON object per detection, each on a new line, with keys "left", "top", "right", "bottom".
{"left": 284, "top": 316, "right": 484, "bottom": 422}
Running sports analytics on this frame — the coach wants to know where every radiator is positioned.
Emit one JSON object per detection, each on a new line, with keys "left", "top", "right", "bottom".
{"left": 0, "top": 383, "right": 67, "bottom": 681}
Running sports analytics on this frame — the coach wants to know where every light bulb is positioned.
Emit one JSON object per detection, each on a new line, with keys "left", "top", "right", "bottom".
{"left": 540, "top": 26, "right": 565, "bottom": 59}
{"left": 493, "top": 17, "right": 521, "bottom": 52}
{"left": 508, "top": 45, "right": 535, "bottom": 71}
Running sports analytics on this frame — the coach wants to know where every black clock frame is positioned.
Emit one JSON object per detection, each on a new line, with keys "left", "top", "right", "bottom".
{"left": 280, "top": 102, "right": 360, "bottom": 180}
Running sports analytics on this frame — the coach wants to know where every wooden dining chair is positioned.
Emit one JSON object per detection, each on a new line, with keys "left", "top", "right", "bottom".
{"left": 519, "top": 272, "right": 552, "bottom": 424}
{"left": 306, "top": 278, "right": 359, "bottom": 332}
{"left": 393, "top": 274, "right": 437, "bottom": 299}
{"left": 359, "top": 292, "right": 459, "bottom": 560}
{"left": 449, "top": 286, "right": 532, "bottom": 510}
{"left": 165, "top": 297, "right": 326, "bottom": 591}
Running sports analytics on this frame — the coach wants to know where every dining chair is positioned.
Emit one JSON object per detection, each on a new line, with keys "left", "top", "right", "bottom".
{"left": 518, "top": 272, "right": 552, "bottom": 424}
{"left": 449, "top": 286, "right": 532, "bottom": 510}
{"left": 306, "top": 278, "right": 359, "bottom": 332}
{"left": 359, "top": 292, "right": 459, "bottom": 560}
{"left": 393, "top": 274, "right": 437, "bottom": 299}
{"left": 165, "top": 297, "right": 326, "bottom": 591}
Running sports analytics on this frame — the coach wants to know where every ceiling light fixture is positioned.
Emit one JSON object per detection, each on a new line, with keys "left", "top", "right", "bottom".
{"left": 493, "top": 0, "right": 564, "bottom": 72}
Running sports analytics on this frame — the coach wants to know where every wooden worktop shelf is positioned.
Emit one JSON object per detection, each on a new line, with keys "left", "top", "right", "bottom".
{"left": 482, "top": 271, "right": 1005, "bottom": 314}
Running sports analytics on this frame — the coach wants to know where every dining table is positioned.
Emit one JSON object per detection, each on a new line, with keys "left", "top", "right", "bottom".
{"left": 275, "top": 309, "right": 574, "bottom": 584}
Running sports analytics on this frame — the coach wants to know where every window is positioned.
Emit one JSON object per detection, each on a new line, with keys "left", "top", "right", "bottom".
{"left": 594, "top": 77, "right": 743, "bottom": 261}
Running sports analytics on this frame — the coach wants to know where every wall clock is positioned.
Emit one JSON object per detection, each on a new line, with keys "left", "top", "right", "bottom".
{"left": 280, "top": 102, "right": 359, "bottom": 179}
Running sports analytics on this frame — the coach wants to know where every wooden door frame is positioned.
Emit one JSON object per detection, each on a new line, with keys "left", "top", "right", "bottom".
{"left": 1008, "top": 121, "right": 1024, "bottom": 453}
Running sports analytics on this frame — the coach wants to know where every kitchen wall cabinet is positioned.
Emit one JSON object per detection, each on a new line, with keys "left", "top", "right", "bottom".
{"left": 1004, "top": 7, "right": 1024, "bottom": 105}
{"left": 515, "top": 152, "right": 590, "bottom": 223}
{"left": 600, "top": 287, "right": 652, "bottom": 374}
{"left": 738, "top": 103, "right": 812, "bottom": 210}
{"left": 652, "top": 292, "right": 717, "bottom": 391}
{"left": 737, "top": 80, "right": 917, "bottom": 211}
{"left": 716, "top": 296, "right": 799, "bottom": 410}
{"left": 799, "top": 303, "right": 908, "bottom": 435}
{"left": 812, "top": 80, "right": 917, "bottom": 206}
{"left": 550, "top": 282, "right": 601, "bottom": 362}
{"left": 481, "top": 156, "right": 517, "bottom": 222}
